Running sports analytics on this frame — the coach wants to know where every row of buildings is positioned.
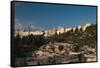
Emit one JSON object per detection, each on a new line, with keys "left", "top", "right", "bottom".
{"left": 15, "top": 23, "right": 92, "bottom": 37}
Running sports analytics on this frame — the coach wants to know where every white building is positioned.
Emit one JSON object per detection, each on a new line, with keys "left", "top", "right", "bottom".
{"left": 78, "top": 25, "right": 82, "bottom": 32}
{"left": 44, "top": 28, "right": 56, "bottom": 37}
{"left": 65, "top": 28, "right": 72, "bottom": 32}
{"left": 82, "top": 23, "right": 91, "bottom": 31}
{"left": 56, "top": 26, "right": 65, "bottom": 35}
{"left": 72, "top": 27, "right": 76, "bottom": 32}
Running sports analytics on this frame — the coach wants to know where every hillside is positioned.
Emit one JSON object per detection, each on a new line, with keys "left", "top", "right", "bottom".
{"left": 49, "top": 24, "right": 97, "bottom": 51}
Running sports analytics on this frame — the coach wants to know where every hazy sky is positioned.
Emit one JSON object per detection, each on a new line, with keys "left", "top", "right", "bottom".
{"left": 15, "top": 2, "right": 97, "bottom": 30}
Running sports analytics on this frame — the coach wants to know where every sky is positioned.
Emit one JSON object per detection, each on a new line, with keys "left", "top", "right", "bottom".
{"left": 15, "top": 2, "right": 97, "bottom": 30}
